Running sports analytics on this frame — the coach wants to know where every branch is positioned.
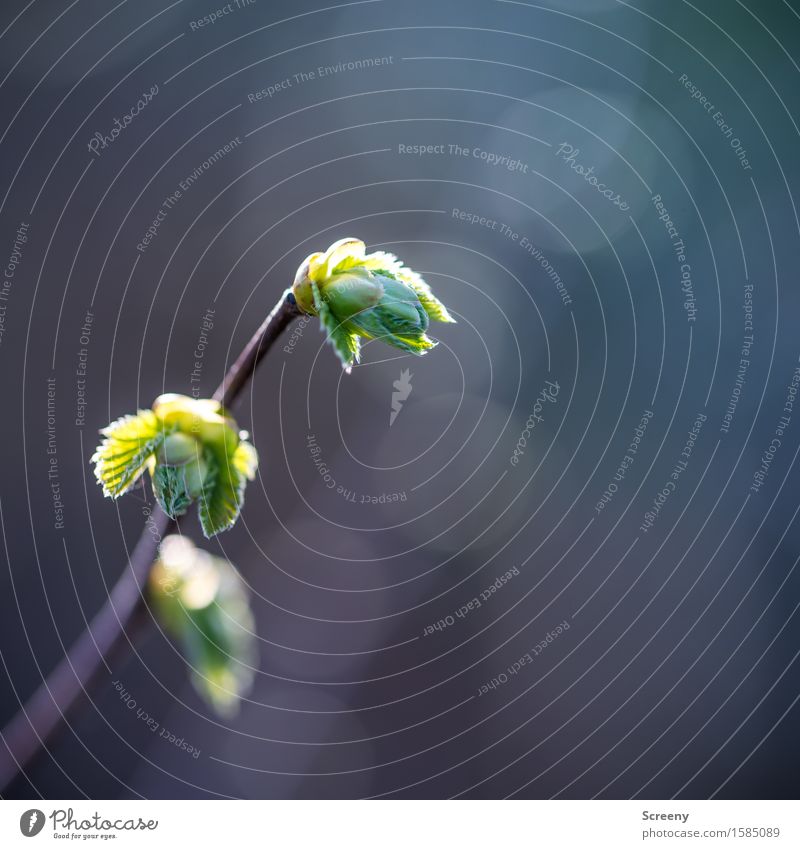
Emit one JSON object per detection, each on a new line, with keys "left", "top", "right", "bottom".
{"left": 214, "top": 290, "right": 300, "bottom": 408}
{"left": 0, "top": 290, "right": 300, "bottom": 791}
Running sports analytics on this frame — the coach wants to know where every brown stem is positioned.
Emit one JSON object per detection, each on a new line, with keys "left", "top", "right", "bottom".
{"left": 0, "top": 290, "right": 300, "bottom": 792}
{"left": 214, "top": 290, "right": 300, "bottom": 407}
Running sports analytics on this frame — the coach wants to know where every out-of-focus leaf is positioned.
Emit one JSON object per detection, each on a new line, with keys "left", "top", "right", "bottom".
{"left": 149, "top": 536, "right": 256, "bottom": 716}
{"left": 232, "top": 440, "right": 259, "bottom": 481}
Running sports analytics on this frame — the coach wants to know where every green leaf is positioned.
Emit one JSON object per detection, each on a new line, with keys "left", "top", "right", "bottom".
{"left": 312, "top": 279, "right": 361, "bottom": 369}
{"left": 152, "top": 464, "right": 192, "bottom": 519}
{"left": 394, "top": 267, "right": 456, "bottom": 324}
{"left": 381, "top": 331, "right": 437, "bottom": 355}
{"left": 353, "top": 249, "right": 455, "bottom": 324}
{"left": 322, "top": 271, "right": 382, "bottom": 320}
{"left": 183, "top": 596, "right": 256, "bottom": 716}
{"left": 91, "top": 410, "right": 167, "bottom": 498}
{"left": 153, "top": 394, "right": 240, "bottom": 457}
{"left": 150, "top": 537, "right": 256, "bottom": 716}
{"left": 196, "top": 447, "right": 245, "bottom": 538}
{"left": 349, "top": 307, "right": 437, "bottom": 356}
{"left": 339, "top": 249, "right": 400, "bottom": 276}
{"left": 232, "top": 440, "right": 258, "bottom": 481}
{"left": 376, "top": 275, "right": 429, "bottom": 332}
{"left": 313, "top": 237, "right": 366, "bottom": 280}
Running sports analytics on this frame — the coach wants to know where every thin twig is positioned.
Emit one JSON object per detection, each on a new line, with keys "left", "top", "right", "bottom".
{"left": 0, "top": 290, "right": 300, "bottom": 792}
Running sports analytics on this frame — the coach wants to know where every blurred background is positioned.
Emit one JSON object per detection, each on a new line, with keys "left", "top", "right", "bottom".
{"left": 0, "top": 0, "right": 799, "bottom": 798}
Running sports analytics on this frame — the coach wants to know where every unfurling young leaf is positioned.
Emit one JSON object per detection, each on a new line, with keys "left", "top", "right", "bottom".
{"left": 292, "top": 238, "right": 455, "bottom": 370}
{"left": 91, "top": 410, "right": 166, "bottom": 498}
{"left": 149, "top": 536, "right": 256, "bottom": 716}
{"left": 196, "top": 449, "right": 240, "bottom": 540}
{"left": 152, "top": 465, "right": 192, "bottom": 519}
{"left": 91, "top": 394, "right": 259, "bottom": 537}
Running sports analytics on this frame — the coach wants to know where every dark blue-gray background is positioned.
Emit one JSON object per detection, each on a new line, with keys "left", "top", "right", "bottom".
{"left": 1, "top": 0, "right": 799, "bottom": 799}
